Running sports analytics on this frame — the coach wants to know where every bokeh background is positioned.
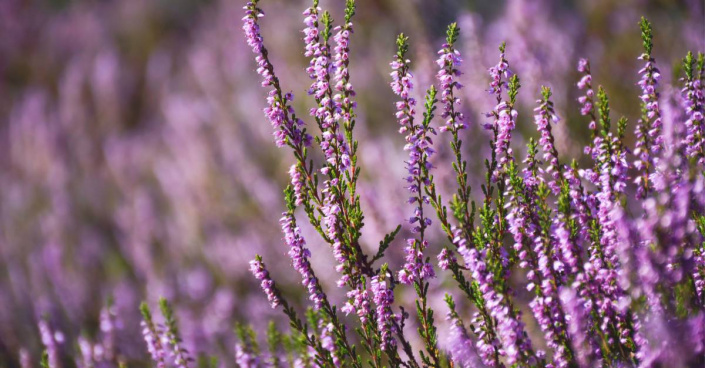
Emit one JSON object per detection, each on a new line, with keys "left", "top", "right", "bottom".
{"left": 0, "top": 0, "right": 703, "bottom": 366}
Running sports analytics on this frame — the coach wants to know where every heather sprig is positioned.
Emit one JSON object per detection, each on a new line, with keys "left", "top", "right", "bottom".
{"left": 158, "top": 298, "right": 192, "bottom": 368}
{"left": 577, "top": 58, "right": 598, "bottom": 150}
{"left": 634, "top": 16, "right": 663, "bottom": 198}
{"left": 534, "top": 86, "right": 562, "bottom": 194}
{"left": 436, "top": 23, "right": 474, "bottom": 237}
{"left": 443, "top": 295, "right": 484, "bottom": 368}
{"left": 392, "top": 34, "right": 441, "bottom": 366}
{"left": 139, "top": 302, "right": 167, "bottom": 368}
{"left": 682, "top": 51, "right": 705, "bottom": 164}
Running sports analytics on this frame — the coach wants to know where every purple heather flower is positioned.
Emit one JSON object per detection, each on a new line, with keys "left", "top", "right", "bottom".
{"left": 288, "top": 164, "right": 305, "bottom": 206}
{"left": 303, "top": 5, "right": 322, "bottom": 78}
{"left": 488, "top": 48, "right": 510, "bottom": 99}
{"left": 564, "top": 165, "right": 593, "bottom": 242}
{"left": 280, "top": 213, "right": 325, "bottom": 310}
{"left": 533, "top": 87, "right": 561, "bottom": 194}
{"left": 242, "top": 4, "right": 264, "bottom": 54}
{"left": 559, "top": 287, "right": 598, "bottom": 367}
{"left": 505, "top": 158, "right": 573, "bottom": 367}
{"left": 459, "top": 246, "right": 534, "bottom": 366}
{"left": 392, "top": 35, "right": 437, "bottom": 289}
{"left": 249, "top": 257, "right": 280, "bottom": 308}
{"left": 554, "top": 220, "right": 579, "bottom": 277}
{"left": 304, "top": 8, "right": 355, "bottom": 290}
{"left": 371, "top": 275, "right": 397, "bottom": 351}
{"left": 436, "top": 39, "right": 466, "bottom": 133}
{"left": 332, "top": 16, "right": 357, "bottom": 125}
{"left": 320, "top": 179, "right": 354, "bottom": 287}
{"left": 494, "top": 102, "right": 517, "bottom": 171}
{"left": 304, "top": 9, "right": 351, "bottom": 180}
{"left": 469, "top": 311, "right": 500, "bottom": 367}
{"left": 77, "top": 337, "right": 93, "bottom": 368}
{"left": 320, "top": 321, "right": 341, "bottom": 367}
{"left": 437, "top": 248, "right": 456, "bottom": 270}
{"left": 19, "top": 349, "right": 32, "bottom": 368}
{"left": 577, "top": 58, "right": 598, "bottom": 154}
{"left": 244, "top": 1, "right": 311, "bottom": 149}
{"left": 398, "top": 239, "right": 435, "bottom": 285}
{"left": 235, "top": 343, "right": 260, "bottom": 368}
{"left": 390, "top": 50, "right": 413, "bottom": 101}
{"left": 633, "top": 20, "right": 663, "bottom": 198}
{"left": 38, "top": 320, "right": 62, "bottom": 368}
{"left": 681, "top": 53, "right": 705, "bottom": 163}
{"left": 141, "top": 320, "right": 167, "bottom": 368}
{"left": 341, "top": 285, "right": 372, "bottom": 325}
{"left": 695, "top": 248, "right": 705, "bottom": 301}
{"left": 446, "top": 312, "right": 486, "bottom": 368}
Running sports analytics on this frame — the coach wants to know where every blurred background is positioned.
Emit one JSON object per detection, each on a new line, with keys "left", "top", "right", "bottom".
{"left": 0, "top": 0, "right": 703, "bottom": 366}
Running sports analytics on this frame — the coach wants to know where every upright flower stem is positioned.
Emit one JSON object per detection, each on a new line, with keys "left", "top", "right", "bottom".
{"left": 390, "top": 33, "right": 440, "bottom": 367}
{"left": 633, "top": 17, "right": 663, "bottom": 199}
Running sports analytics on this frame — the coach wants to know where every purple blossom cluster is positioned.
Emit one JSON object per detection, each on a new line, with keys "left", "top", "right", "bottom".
{"left": 249, "top": 256, "right": 280, "bottom": 309}
{"left": 437, "top": 35, "right": 467, "bottom": 133}
{"left": 371, "top": 274, "right": 397, "bottom": 351}
{"left": 280, "top": 212, "right": 324, "bottom": 310}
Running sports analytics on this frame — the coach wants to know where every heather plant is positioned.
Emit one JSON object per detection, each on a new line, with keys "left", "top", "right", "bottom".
{"left": 231, "top": 0, "right": 704, "bottom": 367}
{"left": 2, "top": 0, "right": 704, "bottom": 367}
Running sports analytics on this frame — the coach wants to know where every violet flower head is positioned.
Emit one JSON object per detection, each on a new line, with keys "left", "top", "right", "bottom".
{"left": 559, "top": 287, "right": 597, "bottom": 367}
{"left": 235, "top": 344, "right": 260, "bottom": 368}
{"left": 533, "top": 86, "right": 561, "bottom": 194}
{"left": 99, "top": 304, "right": 116, "bottom": 361}
{"left": 488, "top": 42, "right": 510, "bottom": 99}
{"left": 319, "top": 321, "right": 341, "bottom": 367}
{"left": 159, "top": 298, "right": 191, "bottom": 368}
{"left": 243, "top": 1, "right": 311, "bottom": 148}
{"left": 305, "top": 8, "right": 351, "bottom": 175}
{"left": 249, "top": 255, "right": 280, "bottom": 308}
{"left": 341, "top": 285, "right": 372, "bottom": 324}
{"left": 436, "top": 23, "right": 466, "bottom": 133}
{"left": 681, "top": 51, "right": 705, "bottom": 163}
{"left": 398, "top": 239, "right": 435, "bottom": 285}
{"left": 242, "top": 1, "right": 264, "bottom": 55}
{"left": 491, "top": 51, "right": 520, "bottom": 173}
{"left": 280, "top": 211, "right": 325, "bottom": 310}
{"left": 321, "top": 181, "right": 353, "bottom": 288}
{"left": 445, "top": 296, "right": 486, "bottom": 368}
{"left": 333, "top": 0, "right": 357, "bottom": 123}
{"left": 371, "top": 270, "right": 397, "bottom": 351}
{"left": 494, "top": 103, "right": 517, "bottom": 170}
{"left": 437, "top": 248, "right": 457, "bottom": 270}
{"left": 459, "top": 246, "right": 535, "bottom": 365}
{"left": 140, "top": 303, "right": 167, "bottom": 368}
{"left": 288, "top": 164, "right": 305, "bottom": 206}
{"left": 303, "top": 3, "right": 322, "bottom": 79}
{"left": 392, "top": 34, "right": 436, "bottom": 286}
{"left": 633, "top": 17, "right": 663, "bottom": 198}
{"left": 390, "top": 34, "right": 413, "bottom": 101}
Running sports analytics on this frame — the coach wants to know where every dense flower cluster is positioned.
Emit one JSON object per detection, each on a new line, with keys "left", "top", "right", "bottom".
{"left": 280, "top": 211, "right": 324, "bottom": 310}
{"left": 249, "top": 256, "right": 280, "bottom": 309}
